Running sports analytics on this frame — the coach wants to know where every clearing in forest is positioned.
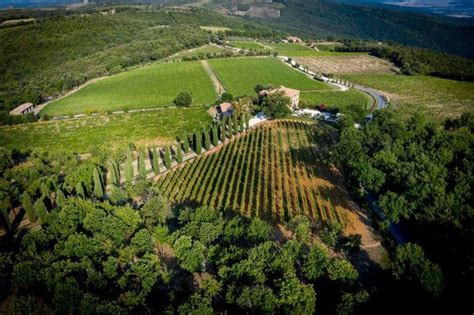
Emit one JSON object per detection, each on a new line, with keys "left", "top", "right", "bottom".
{"left": 156, "top": 120, "right": 362, "bottom": 233}
{"left": 208, "top": 57, "right": 333, "bottom": 96}
{"left": 42, "top": 61, "right": 218, "bottom": 116}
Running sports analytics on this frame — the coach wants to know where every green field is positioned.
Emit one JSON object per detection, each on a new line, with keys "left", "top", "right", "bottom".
{"left": 0, "top": 107, "right": 212, "bottom": 153}
{"left": 42, "top": 61, "right": 218, "bottom": 117}
{"left": 300, "top": 90, "right": 372, "bottom": 110}
{"left": 229, "top": 41, "right": 268, "bottom": 50}
{"left": 166, "top": 44, "right": 231, "bottom": 61}
{"left": 342, "top": 74, "right": 474, "bottom": 119}
{"left": 209, "top": 57, "right": 332, "bottom": 96}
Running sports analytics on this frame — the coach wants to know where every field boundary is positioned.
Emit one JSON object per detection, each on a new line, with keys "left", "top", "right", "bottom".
{"left": 201, "top": 60, "right": 226, "bottom": 95}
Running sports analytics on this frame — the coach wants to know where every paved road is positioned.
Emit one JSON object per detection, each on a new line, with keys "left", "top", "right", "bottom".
{"left": 354, "top": 84, "right": 389, "bottom": 111}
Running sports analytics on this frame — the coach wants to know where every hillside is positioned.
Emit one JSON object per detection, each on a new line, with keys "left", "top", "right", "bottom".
{"left": 251, "top": 0, "right": 474, "bottom": 58}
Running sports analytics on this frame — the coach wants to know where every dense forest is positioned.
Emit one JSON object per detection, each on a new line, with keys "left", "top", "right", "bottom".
{"left": 262, "top": 0, "right": 474, "bottom": 58}
{"left": 337, "top": 41, "right": 474, "bottom": 81}
{"left": 333, "top": 111, "right": 473, "bottom": 312}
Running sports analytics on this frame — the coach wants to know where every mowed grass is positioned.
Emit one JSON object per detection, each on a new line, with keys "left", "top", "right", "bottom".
{"left": 300, "top": 90, "right": 372, "bottom": 110}
{"left": 229, "top": 41, "right": 267, "bottom": 50}
{"left": 209, "top": 57, "right": 332, "bottom": 96}
{"left": 42, "top": 61, "right": 218, "bottom": 116}
{"left": 0, "top": 107, "right": 212, "bottom": 153}
{"left": 342, "top": 74, "right": 474, "bottom": 120}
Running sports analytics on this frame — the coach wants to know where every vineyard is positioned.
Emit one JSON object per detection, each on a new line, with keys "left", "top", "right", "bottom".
{"left": 156, "top": 120, "right": 359, "bottom": 229}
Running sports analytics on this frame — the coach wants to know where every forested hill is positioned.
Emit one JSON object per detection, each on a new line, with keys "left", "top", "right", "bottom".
{"left": 257, "top": 0, "right": 474, "bottom": 58}
{"left": 0, "top": 7, "right": 270, "bottom": 111}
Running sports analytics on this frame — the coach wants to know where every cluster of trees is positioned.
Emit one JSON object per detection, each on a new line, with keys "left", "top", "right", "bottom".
{"left": 0, "top": 111, "right": 38, "bottom": 126}
{"left": 255, "top": 84, "right": 292, "bottom": 119}
{"left": 0, "top": 186, "right": 366, "bottom": 313}
{"left": 337, "top": 41, "right": 474, "bottom": 81}
{"left": 333, "top": 110, "right": 473, "bottom": 310}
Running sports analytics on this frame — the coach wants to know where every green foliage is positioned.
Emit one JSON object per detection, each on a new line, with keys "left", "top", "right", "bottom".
{"left": 289, "top": 215, "right": 312, "bottom": 244}
{"left": 203, "top": 129, "right": 211, "bottom": 151}
{"left": 164, "top": 146, "right": 172, "bottom": 170}
{"left": 109, "top": 161, "right": 119, "bottom": 186}
{"left": 320, "top": 221, "right": 342, "bottom": 247}
{"left": 173, "top": 91, "right": 193, "bottom": 107}
{"left": 220, "top": 120, "right": 227, "bottom": 142}
{"left": 174, "top": 235, "right": 206, "bottom": 272}
{"left": 194, "top": 130, "right": 202, "bottom": 154}
{"left": 247, "top": 218, "right": 271, "bottom": 244}
{"left": 327, "top": 257, "right": 358, "bottom": 283}
{"left": 152, "top": 147, "right": 160, "bottom": 175}
{"left": 336, "top": 290, "right": 369, "bottom": 315}
{"left": 303, "top": 246, "right": 329, "bottom": 281}
{"left": 261, "top": 92, "right": 292, "bottom": 119}
{"left": 138, "top": 149, "right": 147, "bottom": 180}
{"left": 277, "top": 275, "right": 316, "bottom": 314}
{"left": 141, "top": 193, "right": 171, "bottom": 229}
{"left": 176, "top": 145, "right": 183, "bottom": 164}
{"left": 34, "top": 199, "right": 48, "bottom": 224}
{"left": 93, "top": 167, "right": 104, "bottom": 198}
{"left": 392, "top": 243, "right": 444, "bottom": 296}
{"left": 56, "top": 189, "right": 66, "bottom": 207}
{"left": 21, "top": 192, "right": 36, "bottom": 223}
{"left": 232, "top": 114, "right": 239, "bottom": 135}
{"left": 211, "top": 125, "right": 219, "bottom": 147}
{"left": 76, "top": 182, "right": 86, "bottom": 198}
{"left": 182, "top": 131, "right": 190, "bottom": 153}
{"left": 125, "top": 150, "right": 134, "bottom": 184}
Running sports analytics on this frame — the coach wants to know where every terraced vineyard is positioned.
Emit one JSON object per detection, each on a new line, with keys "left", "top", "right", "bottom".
{"left": 156, "top": 120, "right": 358, "bottom": 228}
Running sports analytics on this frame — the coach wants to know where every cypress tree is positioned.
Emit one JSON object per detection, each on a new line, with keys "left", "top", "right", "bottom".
{"left": 22, "top": 192, "right": 36, "bottom": 223}
{"left": 220, "top": 120, "right": 226, "bottom": 142}
{"left": 195, "top": 131, "right": 202, "bottom": 154}
{"left": 212, "top": 125, "right": 219, "bottom": 147}
{"left": 204, "top": 129, "right": 211, "bottom": 151}
{"left": 76, "top": 182, "right": 86, "bottom": 198}
{"left": 239, "top": 115, "right": 244, "bottom": 132}
{"left": 109, "top": 161, "right": 118, "bottom": 186}
{"left": 176, "top": 145, "right": 183, "bottom": 164}
{"left": 232, "top": 114, "right": 239, "bottom": 135}
{"left": 34, "top": 199, "right": 48, "bottom": 225}
{"left": 113, "top": 160, "right": 120, "bottom": 184}
{"left": 125, "top": 150, "right": 134, "bottom": 183}
{"left": 152, "top": 146, "right": 160, "bottom": 174}
{"left": 56, "top": 189, "right": 66, "bottom": 207}
{"left": 139, "top": 149, "right": 147, "bottom": 179}
{"left": 182, "top": 131, "right": 189, "bottom": 153}
{"left": 245, "top": 112, "right": 250, "bottom": 129}
{"left": 93, "top": 167, "right": 104, "bottom": 198}
{"left": 164, "top": 146, "right": 172, "bottom": 169}
{"left": 227, "top": 117, "right": 233, "bottom": 137}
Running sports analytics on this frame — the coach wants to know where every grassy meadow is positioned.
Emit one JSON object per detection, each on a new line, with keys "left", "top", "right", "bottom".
{"left": 209, "top": 57, "right": 333, "bottom": 96}
{"left": 228, "top": 41, "right": 268, "bottom": 50}
{"left": 166, "top": 44, "right": 229, "bottom": 61}
{"left": 300, "top": 90, "right": 372, "bottom": 110}
{"left": 342, "top": 74, "right": 474, "bottom": 119}
{"left": 0, "top": 107, "right": 212, "bottom": 153}
{"left": 42, "top": 61, "right": 218, "bottom": 117}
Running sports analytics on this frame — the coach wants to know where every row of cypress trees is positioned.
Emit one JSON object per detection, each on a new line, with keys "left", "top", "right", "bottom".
{"left": 99, "top": 112, "right": 251, "bottom": 189}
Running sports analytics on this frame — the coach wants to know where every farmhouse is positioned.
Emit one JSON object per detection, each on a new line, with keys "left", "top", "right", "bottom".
{"left": 287, "top": 36, "right": 303, "bottom": 43}
{"left": 9, "top": 103, "right": 35, "bottom": 116}
{"left": 261, "top": 86, "right": 300, "bottom": 111}
{"left": 209, "top": 102, "right": 234, "bottom": 120}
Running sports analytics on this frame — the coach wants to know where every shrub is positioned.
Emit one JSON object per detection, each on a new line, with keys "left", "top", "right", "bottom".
{"left": 173, "top": 91, "right": 193, "bottom": 107}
